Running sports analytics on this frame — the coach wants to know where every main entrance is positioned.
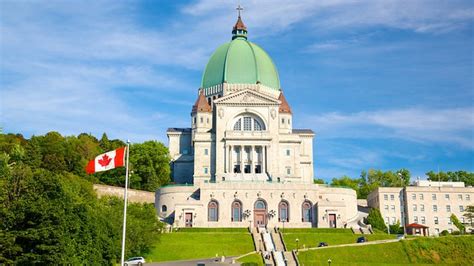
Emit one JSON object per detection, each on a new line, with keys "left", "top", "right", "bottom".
{"left": 329, "top": 214, "right": 336, "bottom": 228}
{"left": 185, "top": 212, "right": 193, "bottom": 227}
{"left": 254, "top": 200, "right": 267, "bottom": 227}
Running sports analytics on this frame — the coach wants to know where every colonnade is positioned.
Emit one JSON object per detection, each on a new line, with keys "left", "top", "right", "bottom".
{"left": 225, "top": 145, "right": 268, "bottom": 174}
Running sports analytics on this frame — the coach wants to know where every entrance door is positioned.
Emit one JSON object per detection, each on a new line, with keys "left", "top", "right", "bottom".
{"left": 254, "top": 200, "right": 267, "bottom": 227}
{"left": 185, "top": 212, "right": 193, "bottom": 227}
{"left": 329, "top": 214, "right": 336, "bottom": 228}
{"left": 254, "top": 212, "right": 266, "bottom": 227}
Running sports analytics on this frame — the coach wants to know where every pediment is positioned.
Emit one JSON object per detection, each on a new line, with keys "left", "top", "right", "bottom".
{"left": 214, "top": 89, "right": 280, "bottom": 106}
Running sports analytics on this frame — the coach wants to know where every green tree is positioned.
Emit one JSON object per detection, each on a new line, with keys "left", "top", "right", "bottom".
{"left": 427, "top": 170, "right": 474, "bottom": 186}
{"left": 366, "top": 208, "right": 387, "bottom": 232}
{"left": 389, "top": 221, "right": 404, "bottom": 234}
{"left": 313, "top": 178, "right": 325, "bottom": 184}
{"left": 450, "top": 214, "right": 465, "bottom": 233}
{"left": 331, "top": 176, "right": 362, "bottom": 197}
{"left": 463, "top": 205, "right": 474, "bottom": 227}
{"left": 129, "top": 141, "right": 170, "bottom": 191}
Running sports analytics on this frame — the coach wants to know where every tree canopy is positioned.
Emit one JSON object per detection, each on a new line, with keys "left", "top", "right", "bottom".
{"left": 426, "top": 170, "right": 474, "bottom": 186}
{"left": 0, "top": 132, "right": 171, "bottom": 191}
{"left": 0, "top": 134, "right": 162, "bottom": 265}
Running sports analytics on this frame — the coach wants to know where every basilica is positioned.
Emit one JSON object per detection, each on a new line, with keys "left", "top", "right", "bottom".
{"left": 156, "top": 14, "right": 357, "bottom": 228}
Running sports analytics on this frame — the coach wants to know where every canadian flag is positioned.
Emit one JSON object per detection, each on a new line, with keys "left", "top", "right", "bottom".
{"left": 86, "top": 147, "right": 126, "bottom": 174}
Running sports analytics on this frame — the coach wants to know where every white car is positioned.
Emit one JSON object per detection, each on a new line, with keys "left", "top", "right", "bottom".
{"left": 124, "top": 257, "right": 145, "bottom": 265}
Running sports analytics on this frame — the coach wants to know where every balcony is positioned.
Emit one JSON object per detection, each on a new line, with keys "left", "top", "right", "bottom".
{"left": 224, "top": 130, "right": 272, "bottom": 141}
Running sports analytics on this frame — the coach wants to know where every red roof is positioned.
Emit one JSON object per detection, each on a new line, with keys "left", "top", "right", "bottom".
{"left": 192, "top": 91, "right": 212, "bottom": 113}
{"left": 406, "top": 223, "right": 429, "bottom": 228}
{"left": 278, "top": 92, "right": 292, "bottom": 114}
{"left": 233, "top": 16, "right": 247, "bottom": 31}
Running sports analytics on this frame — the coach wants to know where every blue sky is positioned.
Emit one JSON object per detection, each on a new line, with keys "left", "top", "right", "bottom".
{"left": 1, "top": 0, "right": 473, "bottom": 181}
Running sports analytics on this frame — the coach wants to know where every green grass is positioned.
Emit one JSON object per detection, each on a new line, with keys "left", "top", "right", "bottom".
{"left": 282, "top": 228, "right": 396, "bottom": 250}
{"left": 298, "top": 236, "right": 474, "bottom": 266}
{"left": 237, "top": 253, "right": 264, "bottom": 266}
{"left": 146, "top": 229, "right": 254, "bottom": 262}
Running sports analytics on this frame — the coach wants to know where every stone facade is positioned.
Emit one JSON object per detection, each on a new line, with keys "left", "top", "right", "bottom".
{"left": 156, "top": 16, "right": 358, "bottom": 229}
{"left": 93, "top": 184, "right": 155, "bottom": 204}
{"left": 368, "top": 181, "right": 474, "bottom": 235}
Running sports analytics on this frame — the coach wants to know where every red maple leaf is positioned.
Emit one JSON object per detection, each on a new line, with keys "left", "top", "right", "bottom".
{"left": 98, "top": 154, "right": 112, "bottom": 167}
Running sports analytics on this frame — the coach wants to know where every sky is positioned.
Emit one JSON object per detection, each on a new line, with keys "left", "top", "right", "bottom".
{"left": 1, "top": 0, "right": 473, "bottom": 182}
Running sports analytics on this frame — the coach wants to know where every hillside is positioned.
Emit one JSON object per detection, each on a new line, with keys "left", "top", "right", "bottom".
{"left": 298, "top": 235, "right": 474, "bottom": 265}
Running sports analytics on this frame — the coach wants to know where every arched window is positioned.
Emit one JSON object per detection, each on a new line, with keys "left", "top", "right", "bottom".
{"left": 208, "top": 200, "right": 218, "bottom": 222}
{"left": 255, "top": 200, "right": 267, "bottom": 210}
{"left": 302, "top": 201, "right": 312, "bottom": 222}
{"left": 161, "top": 205, "right": 167, "bottom": 212}
{"left": 231, "top": 201, "right": 242, "bottom": 222}
{"left": 232, "top": 115, "right": 265, "bottom": 131}
{"left": 279, "top": 201, "right": 289, "bottom": 222}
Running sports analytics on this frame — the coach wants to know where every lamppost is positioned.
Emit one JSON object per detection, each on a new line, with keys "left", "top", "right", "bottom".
{"left": 259, "top": 239, "right": 262, "bottom": 252}
{"left": 249, "top": 220, "right": 252, "bottom": 233}
{"left": 296, "top": 238, "right": 299, "bottom": 253}
{"left": 328, "top": 258, "right": 332, "bottom": 266}
{"left": 282, "top": 220, "right": 285, "bottom": 234}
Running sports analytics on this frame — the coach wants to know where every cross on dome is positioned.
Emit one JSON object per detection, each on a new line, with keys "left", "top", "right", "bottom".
{"left": 232, "top": 4, "right": 247, "bottom": 40}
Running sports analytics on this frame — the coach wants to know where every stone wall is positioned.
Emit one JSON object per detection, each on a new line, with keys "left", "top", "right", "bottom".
{"left": 93, "top": 184, "right": 155, "bottom": 204}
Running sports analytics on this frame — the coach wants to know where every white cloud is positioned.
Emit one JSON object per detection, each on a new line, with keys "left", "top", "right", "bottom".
{"left": 304, "top": 107, "right": 474, "bottom": 148}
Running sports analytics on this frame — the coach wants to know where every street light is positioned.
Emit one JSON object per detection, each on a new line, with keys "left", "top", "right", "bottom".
{"left": 296, "top": 238, "right": 299, "bottom": 253}
{"left": 282, "top": 220, "right": 285, "bottom": 234}
{"left": 259, "top": 239, "right": 262, "bottom": 252}
{"left": 328, "top": 258, "right": 332, "bottom": 266}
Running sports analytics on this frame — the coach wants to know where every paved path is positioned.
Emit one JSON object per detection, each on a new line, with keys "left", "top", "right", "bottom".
{"left": 146, "top": 256, "right": 239, "bottom": 266}
{"left": 301, "top": 237, "right": 414, "bottom": 252}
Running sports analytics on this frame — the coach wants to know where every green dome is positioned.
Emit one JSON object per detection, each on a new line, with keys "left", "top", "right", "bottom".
{"left": 201, "top": 37, "right": 281, "bottom": 90}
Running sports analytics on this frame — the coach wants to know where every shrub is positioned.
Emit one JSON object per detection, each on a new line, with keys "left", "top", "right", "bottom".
{"left": 440, "top": 230, "right": 449, "bottom": 236}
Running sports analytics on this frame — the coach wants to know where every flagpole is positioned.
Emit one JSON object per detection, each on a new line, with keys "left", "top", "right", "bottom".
{"left": 120, "top": 140, "right": 131, "bottom": 266}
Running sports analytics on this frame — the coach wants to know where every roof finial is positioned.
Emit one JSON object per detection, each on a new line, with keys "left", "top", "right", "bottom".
{"left": 236, "top": 4, "right": 243, "bottom": 17}
{"left": 232, "top": 4, "right": 247, "bottom": 40}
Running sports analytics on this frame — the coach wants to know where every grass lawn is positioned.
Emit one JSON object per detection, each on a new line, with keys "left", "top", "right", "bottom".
{"left": 237, "top": 253, "right": 264, "bottom": 266}
{"left": 145, "top": 228, "right": 254, "bottom": 262}
{"left": 282, "top": 228, "right": 396, "bottom": 250}
{"left": 298, "top": 235, "right": 474, "bottom": 266}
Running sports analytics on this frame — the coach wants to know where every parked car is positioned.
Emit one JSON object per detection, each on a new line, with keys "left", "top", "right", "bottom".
{"left": 356, "top": 236, "right": 367, "bottom": 243}
{"left": 318, "top": 242, "right": 328, "bottom": 247}
{"left": 124, "top": 257, "right": 145, "bottom": 266}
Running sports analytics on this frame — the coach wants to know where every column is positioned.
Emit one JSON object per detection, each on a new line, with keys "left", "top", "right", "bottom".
{"left": 262, "top": 145, "right": 267, "bottom": 173}
{"left": 228, "top": 145, "right": 234, "bottom": 173}
{"left": 240, "top": 145, "right": 243, "bottom": 173}
{"left": 250, "top": 145, "right": 254, "bottom": 174}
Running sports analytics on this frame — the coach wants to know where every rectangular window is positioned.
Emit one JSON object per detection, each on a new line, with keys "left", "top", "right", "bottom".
{"left": 204, "top": 148, "right": 208, "bottom": 155}
{"left": 460, "top": 205, "right": 464, "bottom": 212}
{"left": 384, "top": 194, "right": 388, "bottom": 201}
{"left": 433, "top": 205, "right": 438, "bottom": 212}
{"left": 209, "top": 208, "right": 217, "bottom": 221}
{"left": 243, "top": 117, "right": 252, "bottom": 131}
{"left": 384, "top": 205, "right": 389, "bottom": 211}
{"left": 286, "top": 167, "right": 291, "bottom": 175}
{"left": 434, "top": 217, "right": 439, "bottom": 225}
{"left": 200, "top": 117, "right": 203, "bottom": 123}
{"left": 413, "top": 204, "right": 417, "bottom": 211}
{"left": 421, "top": 216, "right": 426, "bottom": 224}
{"left": 390, "top": 194, "right": 394, "bottom": 201}
{"left": 432, "top": 194, "right": 437, "bottom": 200}
{"left": 385, "top": 217, "right": 389, "bottom": 224}
{"left": 458, "top": 194, "right": 463, "bottom": 200}
{"left": 446, "top": 205, "right": 451, "bottom": 212}
{"left": 466, "top": 194, "right": 470, "bottom": 201}
{"left": 414, "top": 216, "right": 418, "bottom": 223}
{"left": 419, "top": 194, "right": 424, "bottom": 200}
{"left": 412, "top": 193, "right": 416, "bottom": 200}
{"left": 286, "top": 149, "right": 290, "bottom": 156}
{"left": 391, "top": 205, "right": 395, "bottom": 211}
{"left": 420, "top": 204, "right": 425, "bottom": 211}
{"left": 204, "top": 167, "right": 208, "bottom": 174}
{"left": 391, "top": 217, "right": 396, "bottom": 224}
{"left": 448, "top": 218, "right": 452, "bottom": 225}
{"left": 445, "top": 194, "right": 450, "bottom": 200}
{"left": 281, "top": 118, "right": 285, "bottom": 124}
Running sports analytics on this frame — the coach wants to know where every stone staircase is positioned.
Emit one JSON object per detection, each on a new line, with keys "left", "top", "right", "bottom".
{"left": 250, "top": 227, "right": 299, "bottom": 266}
